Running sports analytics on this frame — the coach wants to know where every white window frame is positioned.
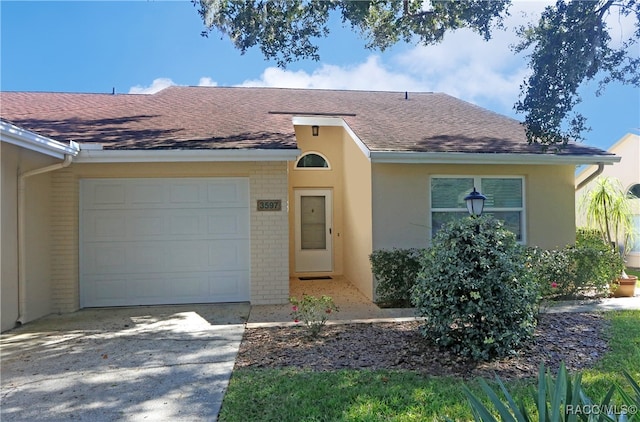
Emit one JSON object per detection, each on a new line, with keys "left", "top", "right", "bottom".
{"left": 294, "top": 151, "right": 331, "bottom": 170}
{"left": 429, "top": 175, "right": 527, "bottom": 243}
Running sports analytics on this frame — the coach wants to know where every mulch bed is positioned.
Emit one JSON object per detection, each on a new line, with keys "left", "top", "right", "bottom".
{"left": 235, "top": 312, "right": 609, "bottom": 380}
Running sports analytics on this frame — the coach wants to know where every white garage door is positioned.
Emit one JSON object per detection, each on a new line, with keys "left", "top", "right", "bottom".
{"left": 80, "top": 178, "right": 250, "bottom": 307}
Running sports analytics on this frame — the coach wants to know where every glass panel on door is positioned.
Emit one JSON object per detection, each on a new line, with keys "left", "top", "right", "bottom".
{"left": 300, "top": 196, "right": 326, "bottom": 250}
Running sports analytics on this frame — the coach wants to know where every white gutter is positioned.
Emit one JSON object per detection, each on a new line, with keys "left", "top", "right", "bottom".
{"left": 75, "top": 148, "right": 301, "bottom": 163}
{"left": 3, "top": 122, "right": 82, "bottom": 326}
{"left": 17, "top": 154, "right": 77, "bottom": 325}
{"left": 1, "top": 120, "right": 78, "bottom": 158}
{"left": 370, "top": 151, "right": 621, "bottom": 166}
{"left": 289, "top": 116, "right": 620, "bottom": 167}
{"left": 575, "top": 163, "right": 605, "bottom": 192}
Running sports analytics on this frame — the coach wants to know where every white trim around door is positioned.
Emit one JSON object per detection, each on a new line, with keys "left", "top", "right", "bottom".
{"left": 294, "top": 188, "right": 333, "bottom": 272}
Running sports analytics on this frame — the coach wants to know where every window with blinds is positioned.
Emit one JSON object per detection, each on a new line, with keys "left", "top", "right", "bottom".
{"left": 430, "top": 176, "right": 525, "bottom": 241}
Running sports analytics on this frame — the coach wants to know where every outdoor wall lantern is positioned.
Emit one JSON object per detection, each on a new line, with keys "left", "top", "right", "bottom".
{"left": 312, "top": 125, "right": 319, "bottom": 136}
{"left": 464, "top": 187, "right": 486, "bottom": 217}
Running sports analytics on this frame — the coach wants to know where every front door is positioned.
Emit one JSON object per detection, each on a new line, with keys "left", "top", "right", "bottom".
{"left": 295, "top": 189, "right": 333, "bottom": 272}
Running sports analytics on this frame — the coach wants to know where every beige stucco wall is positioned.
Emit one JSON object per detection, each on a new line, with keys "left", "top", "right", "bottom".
{"left": 289, "top": 125, "right": 374, "bottom": 299}
{"left": 289, "top": 126, "right": 344, "bottom": 277}
{"left": 372, "top": 163, "right": 577, "bottom": 252}
{"left": 576, "top": 133, "right": 640, "bottom": 267}
{"left": 50, "top": 161, "right": 290, "bottom": 313}
{"left": 1, "top": 142, "right": 57, "bottom": 331}
{"left": 341, "top": 131, "right": 373, "bottom": 299}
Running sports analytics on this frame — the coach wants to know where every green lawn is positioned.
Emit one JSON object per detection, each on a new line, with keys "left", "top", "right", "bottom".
{"left": 626, "top": 267, "right": 640, "bottom": 278}
{"left": 219, "top": 310, "right": 640, "bottom": 422}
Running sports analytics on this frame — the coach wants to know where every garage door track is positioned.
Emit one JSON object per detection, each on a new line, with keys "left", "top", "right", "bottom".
{"left": 0, "top": 304, "right": 249, "bottom": 421}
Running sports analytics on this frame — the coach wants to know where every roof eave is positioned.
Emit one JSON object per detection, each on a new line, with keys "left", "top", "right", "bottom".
{"left": 370, "top": 151, "right": 620, "bottom": 165}
{"left": 0, "top": 120, "right": 80, "bottom": 159}
{"left": 75, "top": 148, "right": 302, "bottom": 163}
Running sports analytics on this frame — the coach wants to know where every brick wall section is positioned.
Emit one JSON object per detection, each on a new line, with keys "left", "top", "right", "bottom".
{"left": 50, "top": 168, "right": 80, "bottom": 313}
{"left": 49, "top": 161, "right": 290, "bottom": 312}
{"left": 249, "top": 162, "right": 290, "bottom": 304}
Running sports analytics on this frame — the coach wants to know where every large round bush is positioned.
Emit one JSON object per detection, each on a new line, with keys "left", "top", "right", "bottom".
{"left": 411, "top": 216, "right": 539, "bottom": 361}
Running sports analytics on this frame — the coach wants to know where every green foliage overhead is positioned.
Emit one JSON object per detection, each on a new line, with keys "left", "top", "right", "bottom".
{"left": 411, "top": 216, "right": 539, "bottom": 361}
{"left": 194, "top": 0, "right": 509, "bottom": 67}
{"left": 514, "top": 0, "right": 640, "bottom": 148}
{"left": 194, "top": 0, "right": 639, "bottom": 149}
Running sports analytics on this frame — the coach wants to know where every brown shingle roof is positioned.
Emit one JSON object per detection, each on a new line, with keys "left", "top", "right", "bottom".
{"left": 0, "top": 86, "right": 612, "bottom": 156}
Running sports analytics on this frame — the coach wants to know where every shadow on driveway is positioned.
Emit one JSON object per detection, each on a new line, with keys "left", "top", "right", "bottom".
{"left": 1, "top": 304, "right": 250, "bottom": 421}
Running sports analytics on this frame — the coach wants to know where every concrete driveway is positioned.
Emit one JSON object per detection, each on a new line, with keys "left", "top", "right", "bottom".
{"left": 0, "top": 304, "right": 250, "bottom": 421}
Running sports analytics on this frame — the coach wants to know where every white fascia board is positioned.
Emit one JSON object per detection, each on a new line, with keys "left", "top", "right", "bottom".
{"left": 0, "top": 120, "right": 80, "bottom": 159}
{"left": 291, "top": 116, "right": 345, "bottom": 127}
{"left": 370, "top": 151, "right": 621, "bottom": 166}
{"left": 291, "top": 116, "right": 371, "bottom": 159}
{"left": 75, "top": 148, "right": 302, "bottom": 163}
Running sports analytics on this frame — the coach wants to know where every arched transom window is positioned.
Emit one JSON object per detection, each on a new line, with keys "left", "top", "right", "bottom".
{"left": 295, "top": 152, "right": 330, "bottom": 169}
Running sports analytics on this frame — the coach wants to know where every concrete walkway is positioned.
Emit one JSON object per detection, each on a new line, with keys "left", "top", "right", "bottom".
{"left": 248, "top": 278, "right": 640, "bottom": 327}
{"left": 1, "top": 279, "right": 638, "bottom": 421}
{"left": 1, "top": 304, "right": 249, "bottom": 422}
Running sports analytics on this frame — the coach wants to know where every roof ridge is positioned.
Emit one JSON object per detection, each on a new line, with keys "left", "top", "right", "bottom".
{"left": 176, "top": 85, "right": 437, "bottom": 96}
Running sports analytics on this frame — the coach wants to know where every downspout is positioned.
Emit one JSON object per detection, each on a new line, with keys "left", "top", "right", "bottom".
{"left": 575, "top": 163, "right": 605, "bottom": 192}
{"left": 16, "top": 154, "right": 74, "bottom": 325}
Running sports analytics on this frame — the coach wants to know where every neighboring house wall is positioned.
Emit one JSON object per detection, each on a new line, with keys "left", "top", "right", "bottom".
{"left": 49, "top": 161, "right": 290, "bottom": 314}
{"left": 1, "top": 143, "right": 20, "bottom": 331}
{"left": 1, "top": 142, "right": 56, "bottom": 331}
{"left": 576, "top": 133, "right": 640, "bottom": 268}
{"left": 371, "top": 163, "right": 577, "bottom": 252}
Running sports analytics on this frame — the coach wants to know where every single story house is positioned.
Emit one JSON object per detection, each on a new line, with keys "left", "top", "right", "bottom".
{"left": 0, "top": 86, "right": 619, "bottom": 331}
{"left": 576, "top": 132, "right": 640, "bottom": 268}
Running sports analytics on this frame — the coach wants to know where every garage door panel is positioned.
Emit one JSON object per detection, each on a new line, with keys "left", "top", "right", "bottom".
{"left": 129, "top": 184, "right": 165, "bottom": 205}
{"left": 84, "top": 183, "right": 126, "bottom": 207}
{"left": 83, "top": 271, "right": 248, "bottom": 307}
{"left": 84, "top": 209, "right": 248, "bottom": 241}
{"left": 81, "top": 178, "right": 250, "bottom": 307}
{"left": 88, "top": 214, "right": 127, "bottom": 238}
{"left": 82, "top": 178, "right": 249, "bottom": 210}
{"left": 85, "top": 239, "right": 248, "bottom": 274}
{"left": 208, "top": 240, "right": 250, "bottom": 269}
{"left": 207, "top": 181, "right": 248, "bottom": 207}
{"left": 207, "top": 210, "right": 250, "bottom": 236}
{"left": 130, "top": 215, "right": 164, "bottom": 237}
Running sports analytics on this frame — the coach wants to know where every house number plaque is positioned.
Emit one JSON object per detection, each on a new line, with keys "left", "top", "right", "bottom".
{"left": 257, "top": 199, "right": 282, "bottom": 211}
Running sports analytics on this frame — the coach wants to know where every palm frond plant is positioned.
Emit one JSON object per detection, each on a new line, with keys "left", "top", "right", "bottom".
{"left": 581, "top": 177, "right": 635, "bottom": 263}
{"left": 580, "top": 177, "right": 637, "bottom": 296}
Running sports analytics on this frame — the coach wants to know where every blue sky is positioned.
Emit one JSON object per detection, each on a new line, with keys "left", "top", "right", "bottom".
{"left": 1, "top": 1, "right": 638, "bottom": 151}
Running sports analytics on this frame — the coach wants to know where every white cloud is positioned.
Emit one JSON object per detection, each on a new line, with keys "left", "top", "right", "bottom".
{"left": 236, "top": 2, "right": 555, "bottom": 115}
{"left": 604, "top": 3, "right": 639, "bottom": 53}
{"left": 239, "top": 56, "right": 425, "bottom": 92}
{"left": 129, "top": 76, "right": 219, "bottom": 93}
{"left": 198, "top": 77, "right": 218, "bottom": 87}
{"left": 128, "top": 77, "right": 177, "bottom": 94}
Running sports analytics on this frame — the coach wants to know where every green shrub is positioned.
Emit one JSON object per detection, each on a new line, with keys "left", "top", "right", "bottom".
{"left": 289, "top": 294, "right": 339, "bottom": 338}
{"left": 525, "top": 247, "right": 573, "bottom": 300}
{"left": 412, "top": 216, "right": 539, "bottom": 361}
{"left": 574, "top": 228, "right": 624, "bottom": 293}
{"left": 529, "top": 229, "right": 624, "bottom": 300}
{"left": 370, "top": 248, "right": 422, "bottom": 307}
